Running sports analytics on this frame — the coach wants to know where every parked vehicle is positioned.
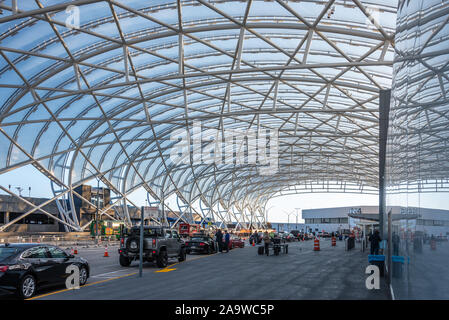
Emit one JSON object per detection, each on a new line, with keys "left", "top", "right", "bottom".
{"left": 290, "top": 230, "right": 302, "bottom": 240}
{"left": 303, "top": 233, "right": 314, "bottom": 240}
{"left": 0, "top": 243, "right": 89, "bottom": 299}
{"left": 230, "top": 236, "right": 245, "bottom": 248}
{"left": 178, "top": 223, "right": 202, "bottom": 238}
{"left": 118, "top": 226, "right": 186, "bottom": 268}
{"left": 185, "top": 233, "right": 216, "bottom": 254}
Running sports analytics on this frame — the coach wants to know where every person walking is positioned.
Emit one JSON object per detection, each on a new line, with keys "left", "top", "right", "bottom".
{"left": 393, "top": 232, "right": 400, "bottom": 256}
{"left": 215, "top": 229, "right": 223, "bottom": 252}
{"left": 369, "top": 229, "right": 382, "bottom": 255}
{"left": 224, "top": 230, "right": 230, "bottom": 253}
{"left": 263, "top": 231, "right": 271, "bottom": 256}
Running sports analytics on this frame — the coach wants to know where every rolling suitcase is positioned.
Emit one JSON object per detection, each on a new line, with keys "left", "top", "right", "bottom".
{"left": 258, "top": 246, "right": 264, "bottom": 255}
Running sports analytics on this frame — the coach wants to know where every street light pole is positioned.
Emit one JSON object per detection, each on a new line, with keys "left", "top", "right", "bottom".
{"left": 284, "top": 210, "right": 295, "bottom": 232}
{"left": 96, "top": 178, "right": 99, "bottom": 245}
{"left": 85, "top": 168, "right": 102, "bottom": 245}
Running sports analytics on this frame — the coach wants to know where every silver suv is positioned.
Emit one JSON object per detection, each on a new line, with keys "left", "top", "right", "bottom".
{"left": 118, "top": 226, "right": 186, "bottom": 268}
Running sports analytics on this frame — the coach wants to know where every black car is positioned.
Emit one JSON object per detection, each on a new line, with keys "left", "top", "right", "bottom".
{"left": 0, "top": 243, "right": 89, "bottom": 299}
{"left": 185, "top": 234, "right": 216, "bottom": 254}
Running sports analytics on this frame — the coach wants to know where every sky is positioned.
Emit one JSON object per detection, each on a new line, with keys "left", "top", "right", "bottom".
{"left": 1, "top": 164, "right": 449, "bottom": 224}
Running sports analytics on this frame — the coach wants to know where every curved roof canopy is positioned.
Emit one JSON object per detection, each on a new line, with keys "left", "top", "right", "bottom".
{"left": 0, "top": 0, "right": 396, "bottom": 230}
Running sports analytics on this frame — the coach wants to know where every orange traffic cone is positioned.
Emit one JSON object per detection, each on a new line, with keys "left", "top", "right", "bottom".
{"left": 313, "top": 238, "right": 320, "bottom": 251}
{"left": 331, "top": 237, "right": 336, "bottom": 247}
{"left": 104, "top": 245, "right": 109, "bottom": 257}
{"left": 252, "top": 241, "right": 255, "bottom": 247}
{"left": 74, "top": 245, "right": 78, "bottom": 255}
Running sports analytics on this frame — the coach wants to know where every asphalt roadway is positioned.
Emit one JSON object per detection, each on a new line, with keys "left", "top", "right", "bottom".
{"left": 14, "top": 239, "right": 389, "bottom": 300}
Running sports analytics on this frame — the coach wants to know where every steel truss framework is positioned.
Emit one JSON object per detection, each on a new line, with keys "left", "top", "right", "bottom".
{"left": 0, "top": 0, "right": 398, "bottom": 232}
{"left": 387, "top": 0, "right": 449, "bottom": 195}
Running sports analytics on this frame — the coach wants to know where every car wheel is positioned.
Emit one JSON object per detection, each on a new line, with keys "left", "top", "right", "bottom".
{"left": 79, "top": 266, "right": 88, "bottom": 286}
{"left": 156, "top": 249, "right": 168, "bottom": 268}
{"left": 119, "top": 255, "right": 131, "bottom": 267}
{"left": 178, "top": 247, "right": 186, "bottom": 262}
{"left": 17, "top": 274, "right": 36, "bottom": 299}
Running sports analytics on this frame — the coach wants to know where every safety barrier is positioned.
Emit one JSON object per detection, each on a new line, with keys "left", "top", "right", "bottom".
{"left": 313, "top": 238, "right": 320, "bottom": 251}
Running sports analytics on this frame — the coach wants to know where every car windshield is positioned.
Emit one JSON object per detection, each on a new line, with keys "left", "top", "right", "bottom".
{"left": 0, "top": 247, "right": 19, "bottom": 261}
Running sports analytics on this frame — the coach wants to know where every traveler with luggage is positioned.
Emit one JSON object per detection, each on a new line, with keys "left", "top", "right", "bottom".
{"left": 263, "top": 231, "right": 271, "bottom": 256}
{"left": 224, "top": 230, "right": 230, "bottom": 253}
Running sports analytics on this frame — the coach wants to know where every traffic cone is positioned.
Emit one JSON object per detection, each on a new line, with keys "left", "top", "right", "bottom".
{"left": 331, "top": 237, "right": 336, "bottom": 247}
{"left": 313, "top": 238, "right": 320, "bottom": 251}
{"left": 104, "top": 245, "right": 109, "bottom": 257}
{"left": 74, "top": 245, "right": 78, "bottom": 255}
{"left": 252, "top": 241, "right": 255, "bottom": 247}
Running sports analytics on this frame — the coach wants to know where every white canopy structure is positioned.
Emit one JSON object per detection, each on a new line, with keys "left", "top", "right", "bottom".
{"left": 0, "top": 0, "right": 397, "bottom": 231}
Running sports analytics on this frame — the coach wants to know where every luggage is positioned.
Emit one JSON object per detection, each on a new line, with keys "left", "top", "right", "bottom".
{"left": 258, "top": 246, "right": 264, "bottom": 255}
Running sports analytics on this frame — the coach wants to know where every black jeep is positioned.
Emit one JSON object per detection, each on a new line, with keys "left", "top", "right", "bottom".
{"left": 118, "top": 226, "right": 186, "bottom": 268}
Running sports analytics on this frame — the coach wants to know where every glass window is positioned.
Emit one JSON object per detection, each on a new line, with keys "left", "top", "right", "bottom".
{"left": 165, "top": 230, "right": 172, "bottom": 238}
{"left": 22, "top": 247, "right": 50, "bottom": 259}
{"left": 47, "top": 246, "right": 68, "bottom": 258}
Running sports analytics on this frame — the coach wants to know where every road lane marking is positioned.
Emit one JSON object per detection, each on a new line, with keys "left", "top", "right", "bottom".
{"left": 91, "top": 269, "right": 131, "bottom": 277}
{"left": 27, "top": 272, "right": 137, "bottom": 300}
{"left": 155, "top": 268, "right": 177, "bottom": 273}
{"left": 155, "top": 253, "right": 218, "bottom": 273}
{"left": 29, "top": 252, "right": 220, "bottom": 299}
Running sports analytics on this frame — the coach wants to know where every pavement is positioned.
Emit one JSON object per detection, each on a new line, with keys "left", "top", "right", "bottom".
{"left": 391, "top": 240, "right": 449, "bottom": 299}
{"left": 12, "top": 239, "right": 390, "bottom": 300}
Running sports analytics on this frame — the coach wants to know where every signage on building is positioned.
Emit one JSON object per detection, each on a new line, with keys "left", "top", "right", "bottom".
{"left": 400, "top": 207, "right": 417, "bottom": 215}
{"left": 349, "top": 208, "right": 362, "bottom": 214}
{"left": 142, "top": 206, "right": 159, "bottom": 219}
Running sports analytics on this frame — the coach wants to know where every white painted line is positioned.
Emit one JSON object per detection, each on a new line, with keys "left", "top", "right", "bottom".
{"left": 91, "top": 269, "right": 129, "bottom": 277}
{"left": 389, "top": 283, "right": 395, "bottom": 300}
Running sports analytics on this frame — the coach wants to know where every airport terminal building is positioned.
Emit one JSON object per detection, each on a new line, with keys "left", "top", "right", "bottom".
{"left": 302, "top": 206, "right": 449, "bottom": 237}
